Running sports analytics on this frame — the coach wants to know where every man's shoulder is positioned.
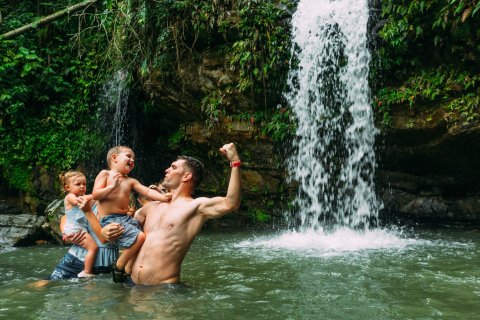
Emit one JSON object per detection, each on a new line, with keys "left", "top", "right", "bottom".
{"left": 193, "top": 197, "right": 210, "bottom": 204}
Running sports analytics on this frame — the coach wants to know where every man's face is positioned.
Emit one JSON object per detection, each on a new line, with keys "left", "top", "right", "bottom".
{"left": 162, "top": 159, "right": 187, "bottom": 189}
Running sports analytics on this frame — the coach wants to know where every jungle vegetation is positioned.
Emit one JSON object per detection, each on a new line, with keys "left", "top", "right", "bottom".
{"left": 1, "top": 0, "right": 479, "bottom": 194}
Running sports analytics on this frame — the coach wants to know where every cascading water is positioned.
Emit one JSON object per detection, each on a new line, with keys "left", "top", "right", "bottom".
{"left": 101, "top": 69, "right": 134, "bottom": 147}
{"left": 285, "top": 0, "right": 381, "bottom": 232}
{"left": 238, "top": 0, "right": 409, "bottom": 254}
{"left": 85, "top": 69, "right": 136, "bottom": 183}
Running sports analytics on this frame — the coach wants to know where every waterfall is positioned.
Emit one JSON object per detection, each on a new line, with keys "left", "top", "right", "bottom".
{"left": 84, "top": 69, "right": 136, "bottom": 183}
{"left": 100, "top": 69, "right": 134, "bottom": 147}
{"left": 285, "top": 0, "right": 381, "bottom": 231}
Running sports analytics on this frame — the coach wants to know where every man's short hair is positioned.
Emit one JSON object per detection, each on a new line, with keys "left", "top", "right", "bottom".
{"left": 177, "top": 155, "right": 204, "bottom": 189}
{"left": 107, "top": 146, "right": 134, "bottom": 168}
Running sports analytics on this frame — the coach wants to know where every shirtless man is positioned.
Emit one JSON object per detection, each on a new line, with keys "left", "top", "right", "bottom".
{"left": 102, "top": 142, "right": 241, "bottom": 285}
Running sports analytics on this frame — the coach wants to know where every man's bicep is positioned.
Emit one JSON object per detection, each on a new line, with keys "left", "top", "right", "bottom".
{"left": 198, "top": 197, "right": 230, "bottom": 219}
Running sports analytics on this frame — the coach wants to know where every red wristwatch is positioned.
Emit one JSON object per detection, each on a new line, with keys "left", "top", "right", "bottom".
{"left": 230, "top": 161, "right": 241, "bottom": 168}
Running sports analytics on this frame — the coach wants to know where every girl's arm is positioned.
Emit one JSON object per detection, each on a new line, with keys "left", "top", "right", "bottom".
{"left": 65, "top": 193, "right": 79, "bottom": 208}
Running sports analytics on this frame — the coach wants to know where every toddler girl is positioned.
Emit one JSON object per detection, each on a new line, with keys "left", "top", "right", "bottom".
{"left": 60, "top": 171, "right": 98, "bottom": 278}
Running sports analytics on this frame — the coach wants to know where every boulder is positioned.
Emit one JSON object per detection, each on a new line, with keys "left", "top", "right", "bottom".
{"left": 0, "top": 211, "right": 45, "bottom": 248}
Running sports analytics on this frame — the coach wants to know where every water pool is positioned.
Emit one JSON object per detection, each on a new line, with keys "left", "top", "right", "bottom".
{"left": 1, "top": 227, "right": 479, "bottom": 319}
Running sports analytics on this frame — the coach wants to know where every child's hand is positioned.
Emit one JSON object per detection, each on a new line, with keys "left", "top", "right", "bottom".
{"left": 149, "top": 184, "right": 167, "bottom": 194}
{"left": 111, "top": 173, "right": 124, "bottom": 188}
{"left": 161, "top": 192, "right": 172, "bottom": 202}
{"left": 77, "top": 196, "right": 91, "bottom": 212}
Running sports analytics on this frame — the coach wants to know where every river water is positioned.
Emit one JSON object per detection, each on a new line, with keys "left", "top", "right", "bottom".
{"left": 1, "top": 227, "right": 479, "bottom": 319}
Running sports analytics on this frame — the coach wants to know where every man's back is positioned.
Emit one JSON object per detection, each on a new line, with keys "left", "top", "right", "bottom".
{"left": 130, "top": 198, "right": 206, "bottom": 284}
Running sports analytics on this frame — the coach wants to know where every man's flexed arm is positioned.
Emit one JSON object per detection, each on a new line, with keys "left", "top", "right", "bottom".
{"left": 92, "top": 170, "right": 122, "bottom": 200}
{"left": 198, "top": 143, "right": 241, "bottom": 219}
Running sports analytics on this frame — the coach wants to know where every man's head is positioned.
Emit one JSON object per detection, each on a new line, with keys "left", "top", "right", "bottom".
{"left": 177, "top": 156, "right": 204, "bottom": 189}
{"left": 107, "top": 146, "right": 135, "bottom": 172}
{"left": 162, "top": 156, "right": 204, "bottom": 192}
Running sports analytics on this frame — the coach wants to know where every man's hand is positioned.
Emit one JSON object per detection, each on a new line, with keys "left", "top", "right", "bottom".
{"left": 219, "top": 143, "right": 240, "bottom": 162}
{"left": 101, "top": 223, "right": 124, "bottom": 242}
{"left": 63, "top": 231, "right": 87, "bottom": 246}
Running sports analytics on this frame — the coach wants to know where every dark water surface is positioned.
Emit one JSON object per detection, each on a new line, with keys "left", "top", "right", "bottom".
{"left": 1, "top": 227, "right": 479, "bottom": 319}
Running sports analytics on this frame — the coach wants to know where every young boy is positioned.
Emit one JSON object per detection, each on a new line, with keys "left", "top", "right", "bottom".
{"left": 92, "top": 146, "right": 171, "bottom": 282}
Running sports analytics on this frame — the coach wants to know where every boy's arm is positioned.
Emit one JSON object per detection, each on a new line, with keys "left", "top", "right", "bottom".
{"left": 197, "top": 143, "right": 241, "bottom": 219}
{"left": 132, "top": 180, "right": 172, "bottom": 202}
{"left": 92, "top": 170, "right": 121, "bottom": 200}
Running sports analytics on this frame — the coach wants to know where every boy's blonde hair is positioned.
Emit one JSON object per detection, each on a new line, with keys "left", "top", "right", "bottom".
{"left": 59, "top": 171, "right": 85, "bottom": 193}
{"left": 106, "top": 146, "right": 134, "bottom": 168}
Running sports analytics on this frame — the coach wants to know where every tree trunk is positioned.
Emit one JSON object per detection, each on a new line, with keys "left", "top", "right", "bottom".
{"left": 0, "top": 0, "right": 99, "bottom": 40}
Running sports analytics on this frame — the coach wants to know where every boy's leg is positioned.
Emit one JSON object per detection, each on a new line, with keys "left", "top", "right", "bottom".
{"left": 125, "top": 250, "right": 139, "bottom": 275}
{"left": 115, "top": 231, "right": 145, "bottom": 271}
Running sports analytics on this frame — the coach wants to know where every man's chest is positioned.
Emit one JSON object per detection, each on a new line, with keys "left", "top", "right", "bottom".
{"left": 144, "top": 205, "right": 196, "bottom": 232}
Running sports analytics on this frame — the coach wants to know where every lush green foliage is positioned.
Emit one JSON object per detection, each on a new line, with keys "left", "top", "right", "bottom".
{"left": 0, "top": 1, "right": 106, "bottom": 192}
{"left": 112, "top": 0, "right": 296, "bottom": 142}
{"left": 375, "top": 0, "right": 480, "bottom": 125}
{"left": 375, "top": 68, "right": 479, "bottom": 125}
{"left": 378, "top": 0, "right": 480, "bottom": 73}
{"left": 229, "top": 0, "right": 293, "bottom": 95}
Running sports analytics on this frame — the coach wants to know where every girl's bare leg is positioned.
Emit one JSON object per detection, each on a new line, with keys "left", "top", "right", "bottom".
{"left": 82, "top": 233, "right": 98, "bottom": 274}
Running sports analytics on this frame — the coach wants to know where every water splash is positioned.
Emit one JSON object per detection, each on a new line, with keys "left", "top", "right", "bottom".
{"left": 236, "top": 228, "right": 422, "bottom": 257}
{"left": 285, "top": 0, "right": 381, "bottom": 231}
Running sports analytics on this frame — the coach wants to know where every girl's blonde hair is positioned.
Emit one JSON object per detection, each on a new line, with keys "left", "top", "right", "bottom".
{"left": 59, "top": 171, "right": 85, "bottom": 193}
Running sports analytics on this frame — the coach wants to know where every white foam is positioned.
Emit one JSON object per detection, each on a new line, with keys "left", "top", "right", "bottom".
{"left": 236, "top": 228, "right": 422, "bottom": 257}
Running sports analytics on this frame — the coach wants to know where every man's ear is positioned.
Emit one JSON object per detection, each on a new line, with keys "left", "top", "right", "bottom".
{"left": 182, "top": 172, "right": 192, "bottom": 182}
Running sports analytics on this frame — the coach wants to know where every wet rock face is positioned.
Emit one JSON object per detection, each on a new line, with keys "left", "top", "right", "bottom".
{"left": 184, "top": 118, "right": 290, "bottom": 221}
{"left": 137, "top": 36, "right": 480, "bottom": 225}
{"left": 0, "top": 209, "right": 45, "bottom": 247}
{"left": 377, "top": 107, "right": 480, "bottom": 224}
{"left": 0, "top": 197, "right": 61, "bottom": 248}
